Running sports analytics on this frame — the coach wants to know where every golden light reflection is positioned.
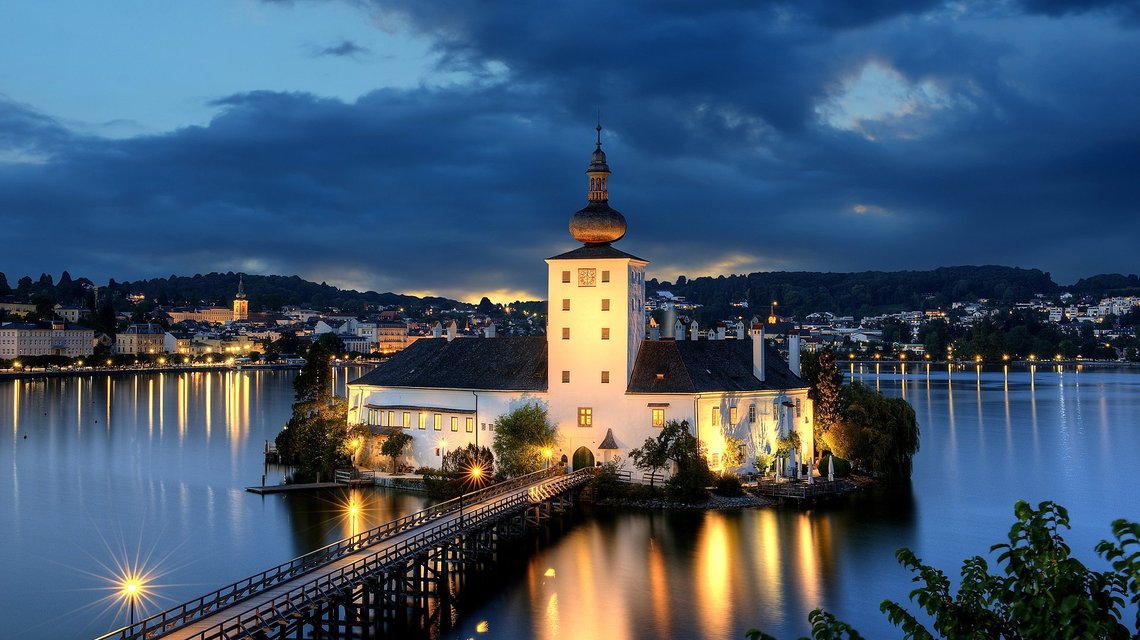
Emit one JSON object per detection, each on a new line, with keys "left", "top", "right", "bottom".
{"left": 697, "top": 515, "right": 732, "bottom": 640}
{"left": 796, "top": 514, "right": 820, "bottom": 607}
{"left": 544, "top": 592, "right": 560, "bottom": 637}
{"left": 543, "top": 567, "right": 555, "bottom": 578}
{"left": 647, "top": 539, "right": 670, "bottom": 630}
{"left": 475, "top": 620, "right": 490, "bottom": 633}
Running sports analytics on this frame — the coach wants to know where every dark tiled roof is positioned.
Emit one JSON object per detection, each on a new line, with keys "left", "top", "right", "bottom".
{"left": 627, "top": 339, "right": 806, "bottom": 394}
{"left": 548, "top": 244, "right": 646, "bottom": 262}
{"left": 598, "top": 428, "right": 619, "bottom": 450}
{"left": 351, "top": 337, "right": 547, "bottom": 391}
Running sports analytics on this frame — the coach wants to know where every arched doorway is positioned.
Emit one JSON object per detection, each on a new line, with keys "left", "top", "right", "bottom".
{"left": 571, "top": 446, "right": 595, "bottom": 470}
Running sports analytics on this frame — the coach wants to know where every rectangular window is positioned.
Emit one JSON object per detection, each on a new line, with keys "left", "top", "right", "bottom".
{"left": 712, "top": 407, "right": 721, "bottom": 426}
{"left": 419, "top": 413, "right": 427, "bottom": 430}
{"left": 451, "top": 416, "right": 458, "bottom": 432}
{"left": 601, "top": 270, "right": 610, "bottom": 283}
{"left": 711, "top": 452, "right": 721, "bottom": 468}
{"left": 578, "top": 268, "right": 596, "bottom": 287}
{"left": 562, "top": 298, "right": 570, "bottom": 311}
{"left": 748, "top": 405, "right": 756, "bottom": 423}
{"left": 403, "top": 411, "right": 411, "bottom": 429}
{"left": 796, "top": 398, "right": 802, "bottom": 418}
{"left": 434, "top": 414, "right": 442, "bottom": 431}
{"left": 562, "top": 327, "right": 570, "bottom": 340}
{"left": 562, "top": 370, "right": 570, "bottom": 383}
{"left": 601, "top": 299, "right": 610, "bottom": 311}
{"left": 466, "top": 417, "right": 474, "bottom": 433}
{"left": 601, "top": 328, "right": 610, "bottom": 340}
{"left": 388, "top": 411, "right": 395, "bottom": 427}
{"left": 730, "top": 406, "right": 738, "bottom": 424}
{"left": 578, "top": 407, "right": 593, "bottom": 428}
{"left": 562, "top": 270, "right": 571, "bottom": 283}
{"left": 601, "top": 371, "right": 610, "bottom": 383}
{"left": 651, "top": 408, "right": 665, "bottom": 428}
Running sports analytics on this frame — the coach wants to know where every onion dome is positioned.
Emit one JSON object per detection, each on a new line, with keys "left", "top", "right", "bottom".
{"left": 569, "top": 124, "right": 627, "bottom": 245}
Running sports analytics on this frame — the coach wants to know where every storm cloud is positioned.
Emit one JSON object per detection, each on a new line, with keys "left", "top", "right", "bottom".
{"left": 1, "top": 1, "right": 1137, "bottom": 301}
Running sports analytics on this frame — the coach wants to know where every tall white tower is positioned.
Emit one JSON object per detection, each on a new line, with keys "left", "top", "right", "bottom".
{"left": 546, "top": 126, "right": 646, "bottom": 444}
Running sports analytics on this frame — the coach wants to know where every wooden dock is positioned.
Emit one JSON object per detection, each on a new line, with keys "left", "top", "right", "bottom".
{"left": 752, "top": 478, "right": 853, "bottom": 505}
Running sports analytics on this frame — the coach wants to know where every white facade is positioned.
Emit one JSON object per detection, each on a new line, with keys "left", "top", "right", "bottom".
{"left": 0, "top": 322, "right": 94, "bottom": 358}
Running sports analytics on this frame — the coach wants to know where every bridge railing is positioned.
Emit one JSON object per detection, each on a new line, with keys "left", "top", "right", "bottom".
{"left": 189, "top": 467, "right": 597, "bottom": 640}
{"left": 94, "top": 466, "right": 566, "bottom": 640}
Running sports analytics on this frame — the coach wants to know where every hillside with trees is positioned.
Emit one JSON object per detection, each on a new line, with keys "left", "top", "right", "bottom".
{"left": 648, "top": 265, "right": 1060, "bottom": 320}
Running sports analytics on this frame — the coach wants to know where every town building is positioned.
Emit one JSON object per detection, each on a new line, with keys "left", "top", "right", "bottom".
{"left": 347, "top": 131, "right": 814, "bottom": 477}
{"left": 0, "top": 321, "right": 94, "bottom": 358}
{"left": 114, "top": 323, "right": 167, "bottom": 355}
{"left": 233, "top": 275, "right": 249, "bottom": 322}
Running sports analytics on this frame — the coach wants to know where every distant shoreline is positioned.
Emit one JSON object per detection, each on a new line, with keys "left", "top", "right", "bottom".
{"left": 0, "top": 362, "right": 304, "bottom": 381}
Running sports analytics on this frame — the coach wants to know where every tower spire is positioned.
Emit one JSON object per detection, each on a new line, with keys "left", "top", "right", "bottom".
{"left": 587, "top": 123, "right": 610, "bottom": 203}
{"left": 236, "top": 274, "right": 246, "bottom": 300}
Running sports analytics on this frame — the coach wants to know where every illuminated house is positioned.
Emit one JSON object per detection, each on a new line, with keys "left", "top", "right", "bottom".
{"left": 348, "top": 129, "right": 814, "bottom": 476}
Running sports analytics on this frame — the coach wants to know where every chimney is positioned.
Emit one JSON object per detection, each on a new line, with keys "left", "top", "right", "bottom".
{"left": 789, "top": 332, "right": 801, "bottom": 377}
{"left": 735, "top": 321, "right": 745, "bottom": 340}
{"left": 649, "top": 324, "right": 660, "bottom": 340}
{"left": 750, "top": 323, "right": 766, "bottom": 382}
{"left": 663, "top": 306, "right": 676, "bottom": 339}
{"left": 690, "top": 320, "right": 699, "bottom": 341}
{"left": 432, "top": 322, "right": 443, "bottom": 338}
{"left": 484, "top": 322, "right": 496, "bottom": 338}
{"left": 446, "top": 320, "right": 457, "bottom": 342}
{"left": 716, "top": 324, "right": 726, "bottom": 340}
{"left": 672, "top": 318, "right": 684, "bottom": 341}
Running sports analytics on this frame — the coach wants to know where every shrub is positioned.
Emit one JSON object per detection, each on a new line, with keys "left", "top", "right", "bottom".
{"left": 713, "top": 473, "right": 744, "bottom": 497}
{"left": 629, "top": 484, "right": 664, "bottom": 501}
{"left": 592, "top": 460, "right": 628, "bottom": 499}
{"left": 666, "top": 465, "right": 713, "bottom": 503}
{"left": 817, "top": 454, "right": 851, "bottom": 478}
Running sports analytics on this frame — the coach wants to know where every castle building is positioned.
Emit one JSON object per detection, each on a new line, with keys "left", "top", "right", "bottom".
{"left": 347, "top": 130, "right": 813, "bottom": 476}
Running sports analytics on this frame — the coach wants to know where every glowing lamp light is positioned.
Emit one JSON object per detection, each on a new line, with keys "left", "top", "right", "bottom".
{"left": 476, "top": 620, "right": 490, "bottom": 633}
{"left": 542, "top": 447, "right": 553, "bottom": 460}
{"left": 470, "top": 464, "right": 483, "bottom": 480}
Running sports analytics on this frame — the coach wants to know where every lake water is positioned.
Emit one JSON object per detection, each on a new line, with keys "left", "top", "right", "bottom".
{"left": 1, "top": 364, "right": 1138, "bottom": 639}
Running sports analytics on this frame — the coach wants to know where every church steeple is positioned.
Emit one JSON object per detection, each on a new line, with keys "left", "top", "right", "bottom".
{"left": 569, "top": 124, "right": 627, "bottom": 246}
{"left": 236, "top": 274, "right": 247, "bottom": 300}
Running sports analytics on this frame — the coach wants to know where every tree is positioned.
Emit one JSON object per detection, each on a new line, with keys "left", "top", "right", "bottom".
{"left": 275, "top": 340, "right": 349, "bottom": 482}
{"left": 824, "top": 382, "right": 919, "bottom": 479}
{"left": 802, "top": 348, "right": 842, "bottom": 447}
{"left": 380, "top": 432, "right": 413, "bottom": 473}
{"left": 750, "top": 500, "right": 1140, "bottom": 639}
{"left": 442, "top": 443, "right": 495, "bottom": 478}
{"left": 491, "top": 402, "right": 558, "bottom": 477}
{"left": 629, "top": 436, "right": 669, "bottom": 486}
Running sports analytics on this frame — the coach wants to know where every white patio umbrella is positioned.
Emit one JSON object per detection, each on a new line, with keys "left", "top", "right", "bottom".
{"left": 828, "top": 455, "right": 835, "bottom": 482}
{"left": 808, "top": 461, "right": 815, "bottom": 485}
{"left": 793, "top": 449, "right": 800, "bottom": 479}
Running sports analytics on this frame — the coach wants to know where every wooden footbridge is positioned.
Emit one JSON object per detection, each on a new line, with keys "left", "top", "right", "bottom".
{"left": 95, "top": 466, "right": 595, "bottom": 640}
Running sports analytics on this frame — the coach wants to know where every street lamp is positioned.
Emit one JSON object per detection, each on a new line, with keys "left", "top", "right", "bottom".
{"left": 542, "top": 447, "right": 553, "bottom": 469}
{"left": 121, "top": 577, "right": 145, "bottom": 625}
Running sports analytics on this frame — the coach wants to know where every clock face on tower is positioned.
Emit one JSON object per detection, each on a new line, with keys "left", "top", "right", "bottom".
{"left": 578, "top": 268, "right": 596, "bottom": 287}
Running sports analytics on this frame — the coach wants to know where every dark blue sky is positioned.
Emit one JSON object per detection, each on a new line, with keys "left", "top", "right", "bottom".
{"left": 2, "top": 1, "right": 1138, "bottom": 301}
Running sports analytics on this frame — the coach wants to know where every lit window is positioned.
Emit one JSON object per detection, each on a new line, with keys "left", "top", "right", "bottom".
{"left": 562, "top": 299, "right": 570, "bottom": 311}
{"left": 451, "top": 416, "right": 458, "bottom": 432}
{"left": 562, "top": 327, "right": 570, "bottom": 340}
{"left": 796, "top": 398, "right": 802, "bottom": 417}
{"left": 652, "top": 408, "right": 665, "bottom": 428}
{"left": 562, "top": 270, "right": 571, "bottom": 283}
{"left": 419, "top": 413, "right": 427, "bottom": 430}
{"left": 601, "top": 328, "right": 610, "bottom": 340}
{"left": 388, "top": 411, "right": 395, "bottom": 426}
{"left": 601, "top": 270, "right": 610, "bottom": 283}
{"left": 712, "top": 407, "right": 720, "bottom": 426}
{"left": 578, "top": 268, "right": 596, "bottom": 287}
{"left": 711, "top": 452, "right": 721, "bottom": 467}
{"left": 434, "top": 414, "right": 442, "bottom": 431}
{"left": 601, "top": 371, "right": 610, "bottom": 383}
{"left": 578, "top": 407, "right": 593, "bottom": 428}
{"left": 403, "top": 411, "right": 411, "bottom": 429}
{"left": 466, "top": 417, "right": 474, "bottom": 433}
{"left": 562, "top": 370, "right": 570, "bottom": 383}
{"left": 748, "top": 405, "right": 756, "bottom": 423}
{"left": 601, "top": 299, "right": 610, "bottom": 311}
{"left": 730, "top": 406, "right": 738, "bottom": 424}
